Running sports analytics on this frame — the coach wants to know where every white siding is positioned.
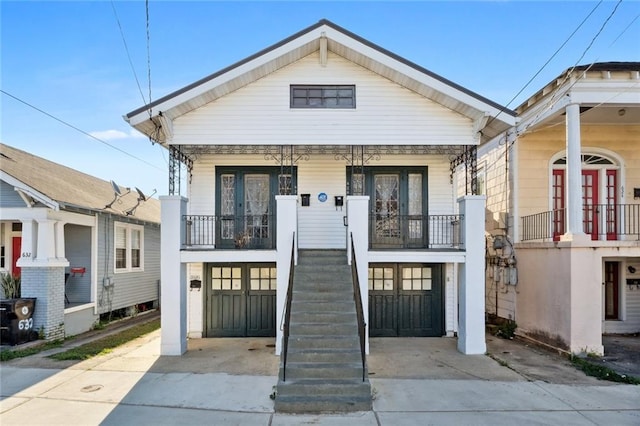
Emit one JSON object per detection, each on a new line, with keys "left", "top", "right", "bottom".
{"left": 297, "top": 158, "right": 346, "bottom": 249}
{"left": 187, "top": 262, "right": 204, "bottom": 337}
{"left": 173, "top": 52, "right": 473, "bottom": 147}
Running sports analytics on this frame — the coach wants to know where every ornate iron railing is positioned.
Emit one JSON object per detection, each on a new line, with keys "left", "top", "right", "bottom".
{"left": 521, "top": 204, "right": 640, "bottom": 241}
{"left": 369, "top": 214, "right": 463, "bottom": 249}
{"left": 183, "top": 214, "right": 276, "bottom": 249}
{"left": 350, "top": 233, "right": 367, "bottom": 382}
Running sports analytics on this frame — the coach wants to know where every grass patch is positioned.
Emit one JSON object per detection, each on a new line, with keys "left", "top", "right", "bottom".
{"left": 49, "top": 318, "right": 160, "bottom": 361}
{"left": 0, "top": 340, "right": 64, "bottom": 362}
{"left": 570, "top": 356, "right": 640, "bottom": 385}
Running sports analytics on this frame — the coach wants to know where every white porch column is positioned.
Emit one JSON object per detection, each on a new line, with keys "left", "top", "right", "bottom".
{"left": 275, "top": 195, "right": 298, "bottom": 355}
{"left": 54, "top": 221, "right": 67, "bottom": 262}
{"left": 160, "top": 195, "right": 188, "bottom": 356}
{"left": 457, "top": 195, "right": 486, "bottom": 354}
{"left": 562, "top": 103, "right": 588, "bottom": 242}
{"left": 347, "top": 195, "right": 369, "bottom": 354}
{"left": 16, "top": 219, "right": 35, "bottom": 266}
{"left": 35, "top": 219, "right": 56, "bottom": 263}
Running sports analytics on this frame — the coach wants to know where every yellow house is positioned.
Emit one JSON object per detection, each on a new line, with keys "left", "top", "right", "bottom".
{"left": 480, "top": 62, "right": 640, "bottom": 355}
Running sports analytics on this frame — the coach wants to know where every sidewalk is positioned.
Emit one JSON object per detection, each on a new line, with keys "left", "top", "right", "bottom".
{"left": 1, "top": 315, "right": 639, "bottom": 425}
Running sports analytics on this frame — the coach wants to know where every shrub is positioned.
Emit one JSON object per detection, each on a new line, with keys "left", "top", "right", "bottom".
{"left": 0, "top": 273, "right": 21, "bottom": 299}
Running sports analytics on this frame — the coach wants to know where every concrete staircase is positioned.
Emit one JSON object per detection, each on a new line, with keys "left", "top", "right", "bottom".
{"left": 275, "top": 250, "right": 372, "bottom": 413}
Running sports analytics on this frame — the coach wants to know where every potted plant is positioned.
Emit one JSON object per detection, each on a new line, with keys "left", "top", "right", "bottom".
{"left": 0, "top": 272, "right": 21, "bottom": 299}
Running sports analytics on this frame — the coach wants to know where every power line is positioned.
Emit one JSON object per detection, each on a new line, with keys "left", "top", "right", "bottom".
{"left": 0, "top": 89, "right": 164, "bottom": 172}
{"left": 110, "top": 0, "right": 147, "bottom": 105}
{"left": 519, "top": 0, "right": 625, "bottom": 133}
{"left": 485, "top": 1, "right": 603, "bottom": 130}
{"left": 146, "top": 0, "right": 152, "bottom": 118}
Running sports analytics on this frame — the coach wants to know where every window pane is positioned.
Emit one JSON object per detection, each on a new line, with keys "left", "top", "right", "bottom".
{"left": 131, "top": 249, "right": 140, "bottom": 268}
{"left": 116, "top": 248, "right": 127, "bottom": 269}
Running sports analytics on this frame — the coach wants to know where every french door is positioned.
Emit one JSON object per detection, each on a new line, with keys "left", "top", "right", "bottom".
{"left": 355, "top": 168, "right": 427, "bottom": 248}
{"left": 552, "top": 169, "right": 617, "bottom": 240}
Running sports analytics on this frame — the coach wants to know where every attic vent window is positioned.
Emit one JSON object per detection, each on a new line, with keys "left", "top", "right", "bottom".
{"left": 290, "top": 85, "right": 355, "bottom": 109}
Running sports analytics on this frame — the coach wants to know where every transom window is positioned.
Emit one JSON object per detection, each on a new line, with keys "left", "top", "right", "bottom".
{"left": 290, "top": 85, "right": 355, "bottom": 108}
{"left": 401, "top": 266, "right": 432, "bottom": 290}
{"left": 250, "top": 267, "right": 277, "bottom": 290}
{"left": 369, "top": 266, "right": 394, "bottom": 291}
{"left": 114, "top": 222, "right": 144, "bottom": 272}
{"left": 211, "top": 266, "right": 242, "bottom": 290}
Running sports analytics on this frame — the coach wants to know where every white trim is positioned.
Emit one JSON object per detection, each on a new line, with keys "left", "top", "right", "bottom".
{"left": 113, "top": 221, "right": 145, "bottom": 273}
{"left": 1, "top": 171, "right": 59, "bottom": 210}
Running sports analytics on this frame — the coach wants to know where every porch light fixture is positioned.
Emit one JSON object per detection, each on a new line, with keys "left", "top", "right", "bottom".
{"left": 618, "top": 108, "right": 626, "bottom": 116}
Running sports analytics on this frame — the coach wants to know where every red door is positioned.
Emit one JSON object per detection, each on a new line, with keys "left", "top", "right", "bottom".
{"left": 552, "top": 170, "right": 565, "bottom": 241}
{"left": 582, "top": 170, "right": 598, "bottom": 240}
{"left": 605, "top": 170, "right": 618, "bottom": 240}
{"left": 11, "top": 237, "right": 21, "bottom": 277}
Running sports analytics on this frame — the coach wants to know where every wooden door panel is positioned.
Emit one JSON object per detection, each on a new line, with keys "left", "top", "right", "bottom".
{"left": 247, "top": 293, "right": 276, "bottom": 337}
{"left": 368, "top": 294, "right": 397, "bottom": 337}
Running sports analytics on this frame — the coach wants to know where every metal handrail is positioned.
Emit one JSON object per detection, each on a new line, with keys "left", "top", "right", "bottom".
{"left": 280, "top": 232, "right": 296, "bottom": 381}
{"left": 520, "top": 204, "right": 640, "bottom": 241}
{"left": 350, "top": 233, "right": 367, "bottom": 382}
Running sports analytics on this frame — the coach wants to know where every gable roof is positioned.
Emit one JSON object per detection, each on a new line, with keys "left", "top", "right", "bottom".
{"left": 0, "top": 143, "right": 160, "bottom": 223}
{"left": 125, "top": 19, "right": 516, "bottom": 143}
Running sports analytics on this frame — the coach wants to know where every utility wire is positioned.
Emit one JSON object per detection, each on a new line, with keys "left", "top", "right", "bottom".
{"left": 0, "top": 89, "right": 164, "bottom": 172}
{"left": 519, "top": 0, "right": 625, "bottom": 133}
{"left": 110, "top": 0, "right": 147, "bottom": 105}
{"left": 146, "top": 0, "right": 152, "bottom": 118}
{"left": 485, "top": 0, "right": 603, "bottom": 130}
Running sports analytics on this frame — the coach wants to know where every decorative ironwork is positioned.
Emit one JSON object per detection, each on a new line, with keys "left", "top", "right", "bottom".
{"left": 449, "top": 145, "right": 478, "bottom": 195}
{"left": 168, "top": 145, "right": 194, "bottom": 196}
{"left": 176, "top": 144, "right": 465, "bottom": 157}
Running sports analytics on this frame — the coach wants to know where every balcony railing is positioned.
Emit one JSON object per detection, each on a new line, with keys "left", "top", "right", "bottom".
{"left": 521, "top": 204, "right": 640, "bottom": 241}
{"left": 184, "top": 214, "right": 276, "bottom": 249}
{"left": 184, "top": 213, "right": 463, "bottom": 250}
{"left": 369, "top": 214, "right": 463, "bottom": 249}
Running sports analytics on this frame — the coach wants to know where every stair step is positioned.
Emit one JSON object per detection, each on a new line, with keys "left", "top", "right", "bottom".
{"left": 286, "top": 349, "right": 363, "bottom": 363}
{"left": 274, "top": 394, "right": 372, "bottom": 413}
{"left": 288, "top": 336, "right": 361, "bottom": 350}
{"left": 290, "top": 311, "right": 357, "bottom": 323}
{"left": 289, "top": 322, "right": 357, "bottom": 336}
{"left": 276, "top": 379, "right": 370, "bottom": 397}
{"left": 291, "top": 301, "right": 356, "bottom": 314}
{"left": 284, "top": 362, "right": 364, "bottom": 380}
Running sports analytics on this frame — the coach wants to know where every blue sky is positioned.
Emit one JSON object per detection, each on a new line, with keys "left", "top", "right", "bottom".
{"left": 2, "top": 1, "right": 639, "bottom": 196}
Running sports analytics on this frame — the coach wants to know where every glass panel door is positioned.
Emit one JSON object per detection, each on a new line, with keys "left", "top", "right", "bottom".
{"left": 582, "top": 170, "right": 598, "bottom": 240}
{"left": 373, "top": 174, "right": 400, "bottom": 245}
{"left": 243, "top": 174, "right": 270, "bottom": 246}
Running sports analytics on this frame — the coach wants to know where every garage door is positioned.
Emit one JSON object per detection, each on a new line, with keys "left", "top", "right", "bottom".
{"left": 368, "top": 264, "right": 443, "bottom": 337}
{"left": 205, "top": 264, "right": 276, "bottom": 337}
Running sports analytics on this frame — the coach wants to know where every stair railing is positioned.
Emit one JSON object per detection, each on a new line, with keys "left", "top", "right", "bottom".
{"left": 350, "top": 233, "right": 367, "bottom": 382}
{"left": 280, "top": 232, "right": 296, "bottom": 381}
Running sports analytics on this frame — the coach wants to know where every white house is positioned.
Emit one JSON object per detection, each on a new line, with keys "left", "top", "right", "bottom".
{"left": 124, "top": 19, "right": 516, "bottom": 361}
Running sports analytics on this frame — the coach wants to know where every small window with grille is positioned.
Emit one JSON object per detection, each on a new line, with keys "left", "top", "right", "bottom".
{"left": 290, "top": 85, "right": 355, "bottom": 109}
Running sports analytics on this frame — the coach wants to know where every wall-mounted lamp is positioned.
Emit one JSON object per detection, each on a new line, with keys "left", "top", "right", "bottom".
{"left": 618, "top": 108, "right": 626, "bottom": 117}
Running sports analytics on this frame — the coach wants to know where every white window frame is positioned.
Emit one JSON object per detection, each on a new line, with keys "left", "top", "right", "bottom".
{"left": 114, "top": 222, "right": 144, "bottom": 273}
